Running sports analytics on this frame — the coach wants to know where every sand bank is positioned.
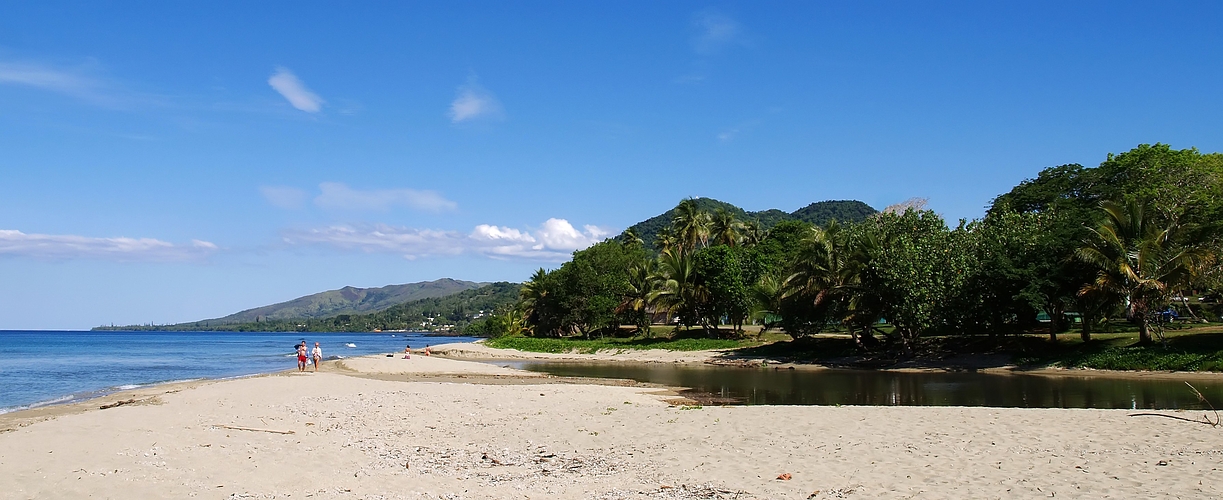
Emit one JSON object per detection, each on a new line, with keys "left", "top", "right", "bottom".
{"left": 1, "top": 353, "right": 1220, "bottom": 499}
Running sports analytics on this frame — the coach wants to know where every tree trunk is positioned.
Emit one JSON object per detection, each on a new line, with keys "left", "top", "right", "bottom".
{"left": 1080, "top": 317, "right": 1092, "bottom": 342}
{"left": 1180, "top": 296, "right": 1202, "bottom": 322}
{"left": 1137, "top": 317, "right": 1152, "bottom": 344}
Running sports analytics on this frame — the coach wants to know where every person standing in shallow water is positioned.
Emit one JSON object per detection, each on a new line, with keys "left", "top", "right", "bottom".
{"left": 311, "top": 342, "right": 322, "bottom": 372}
{"left": 297, "top": 342, "right": 308, "bottom": 372}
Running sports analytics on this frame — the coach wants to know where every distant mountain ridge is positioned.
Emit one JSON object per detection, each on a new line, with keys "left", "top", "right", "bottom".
{"left": 623, "top": 198, "right": 877, "bottom": 250}
{"left": 190, "top": 278, "right": 486, "bottom": 326}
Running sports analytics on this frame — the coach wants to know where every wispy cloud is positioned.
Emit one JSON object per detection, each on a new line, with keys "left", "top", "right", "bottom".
{"left": 691, "top": 10, "right": 744, "bottom": 55}
{"left": 0, "top": 60, "right": 123, "bottom": 106}
{"left": 0, "top": 229, "right": 217, "bottom": 262}
{"left": 716, "top": 119, "right": 761, "bottom": 142}
{"left": 313, "top": 182, "right": 458, "bottom": 212}
{"left": 283, "top": 218, "right": 611, "bottom": 261}
{"left": 259, "top": 186, "right": 309, "bottom": 209}
{"left": 449, "top": 77, "right": 503, "bottom": 123}
{"left": 268, "top": 66, "right": 324, "bottom": 113}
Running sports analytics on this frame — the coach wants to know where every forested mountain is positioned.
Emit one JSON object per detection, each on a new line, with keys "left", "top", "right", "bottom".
{"left": 97, "top": 283, "right": 520, "bottom": 333}
{"left": 621, "top": 198, "right": 876, "bottom": 251}
{"left": 108, "top": 278, "right": 486, "bottom": 330}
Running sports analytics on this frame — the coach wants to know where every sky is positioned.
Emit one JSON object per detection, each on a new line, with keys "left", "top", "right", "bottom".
{"left": 2, "top": 1, "right": 1222, "bottom": 329}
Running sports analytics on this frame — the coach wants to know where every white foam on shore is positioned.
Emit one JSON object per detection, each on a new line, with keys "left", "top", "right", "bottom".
{"left": 0, "top": 394, "right": 75, "bottom": 415}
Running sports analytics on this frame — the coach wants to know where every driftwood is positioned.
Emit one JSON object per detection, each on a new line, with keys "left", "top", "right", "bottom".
{"left": 1128, "top": 382, "right": 1222, "bottom": 427}
{"left": 213, "top": 424, "right": 295, "bottom": 435}
{"left": 99, "top": 399, "right": 139, "bottom": 409}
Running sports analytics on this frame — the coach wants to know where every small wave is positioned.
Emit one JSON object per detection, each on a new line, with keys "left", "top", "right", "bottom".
{"left": 0, "top": 394, "right": 75, "bottom": 414}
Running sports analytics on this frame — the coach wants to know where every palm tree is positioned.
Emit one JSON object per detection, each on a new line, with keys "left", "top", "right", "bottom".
{"left": 650, "top": 248, "right": 703, "bottom": 331}
{"left": 654, "top": 227, "right": 678, "bottom": 253}
{"left": 519, "top": 268, "right": 549, "bottom": 333}
{"left": 749, "top": 274, "right": 784, "bottom": 333}
{"left": 621, "top": 228, "right": 644, "bottom": 248}
{"left": 782, "top": 222, "right": 877, "bottom": 346}
{"left": 741, "top": 220, "right": 767, "bottom": 247}
{"left": 1076, "top": 200, "right": 1207, "bottom": 344}
{"left": 672, "top": 199, "right": 711, "bottom": 252}
{"left": 710, "top": 208, "right": 744, "bottom": 247}
{"left": 617, "top": 258, "right": 660, "bottom": 336}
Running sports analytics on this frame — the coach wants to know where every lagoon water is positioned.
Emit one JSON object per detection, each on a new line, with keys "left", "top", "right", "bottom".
{"left": 0, "top": 330, "right": 476, "bottom": 413}
{"left": 494, "top": 361, "right": 1223, "bottom": 410}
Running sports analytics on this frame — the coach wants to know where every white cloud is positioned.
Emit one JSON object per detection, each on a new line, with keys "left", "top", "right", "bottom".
{"left": 449, "top": 79, "right": 503, "bottom": 123}
{"left": 535, "top": 218, "right": 608, "bottom": 251}
{"left": 0, "top": 229, "right": 217, "bottom": 262}
{"left": 0, "top": 60, "right": 124, "bottom": 106}
{"left": 284, "top": 218, "right": 611, "bottom": 261}
{"left": 268, "top": 66, "right": 324, "bottom": 113}
{"left": 283, "top": 225, "right": 465, "bottom": 259}
{"left": 314, "top": 182, "right": 457, "bottom": 212}
{"left": 259, "top": 186, "right": 308, "bottom": 209}
{"left": 691, "top": 10, "right": 743, "bottom": 54}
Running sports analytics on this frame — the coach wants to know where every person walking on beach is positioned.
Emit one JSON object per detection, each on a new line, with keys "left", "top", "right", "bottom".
{"left": 424, "top": 345, "right": 431, "bottom": 356}
{"left": 311, "top": 342, "right": 323, "bottom": 372}
{"left": 297, "top": 342, "right": 308, "bottom": 372}
{"left": 403, "top": 345, "right": 411, "bottom": 359}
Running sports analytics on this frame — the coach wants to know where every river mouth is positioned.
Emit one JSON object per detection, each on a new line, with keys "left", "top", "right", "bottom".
{"left": 486, "top": 360, "right": 1223, "bottom": 410}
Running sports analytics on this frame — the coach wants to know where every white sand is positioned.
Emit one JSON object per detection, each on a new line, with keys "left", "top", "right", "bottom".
{"left": 1, "top": 353, "right": 1220, "bottom": 499}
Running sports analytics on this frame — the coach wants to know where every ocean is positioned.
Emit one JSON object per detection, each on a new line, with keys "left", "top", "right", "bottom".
{"left": 0, "top": 330, "right": 478, "bottom": 414}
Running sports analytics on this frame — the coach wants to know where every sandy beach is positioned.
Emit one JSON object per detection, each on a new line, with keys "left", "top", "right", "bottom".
{"left": 1, "top": 348, "right": 1220, "bottom": 499}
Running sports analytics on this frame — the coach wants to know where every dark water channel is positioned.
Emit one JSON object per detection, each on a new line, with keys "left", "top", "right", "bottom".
{"left": 489, "top": 361, "right": 1223, "bottom": 410}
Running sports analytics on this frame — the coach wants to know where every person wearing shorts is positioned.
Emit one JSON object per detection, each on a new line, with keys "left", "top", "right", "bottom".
{"left": 297, "top": 342, "right": 308, "bottom": 372}
{"left": 312, "top": 342, "right": 322, "bottom": 372}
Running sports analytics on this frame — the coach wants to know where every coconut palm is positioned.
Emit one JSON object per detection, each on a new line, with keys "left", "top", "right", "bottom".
{"left": 654, "top": 227, "right": 678, "bottom": 253}
{"left": 782, "top": 222, "right": 877, "bottom": 346}
{"left": 621, "top": 228, "right": 644, "bottom": 248}
{"left": 1076, "top": 200, "right": 1207, "bottom": 344}
{"left": 741, "top": 220, "right": 767, "bottom": 247}
{"left": 672, "top": 199, "right": 711, "bottom": 252}
{"left": 650, "top": 248, "right": 704, "bottom": 331}
{"left": 617, "top": 258, "right": 660, "bottom": 335}
{"left": 749, "top": 274, "right": 784, "bottom": 333}
{"left": 519, "top": 268, "right": 549, "bottom": 331}
{"left": 710, "top": 208, "right": 744, "bottom": 247}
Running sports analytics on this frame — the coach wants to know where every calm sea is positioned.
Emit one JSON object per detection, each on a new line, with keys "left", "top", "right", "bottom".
{"left": 0, "top": 330, "right": 477, "bottom": 413}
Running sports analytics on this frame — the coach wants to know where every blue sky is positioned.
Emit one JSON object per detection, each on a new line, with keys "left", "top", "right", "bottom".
{"left": 2, "top": 2, "right": 1221, "bottom": 329}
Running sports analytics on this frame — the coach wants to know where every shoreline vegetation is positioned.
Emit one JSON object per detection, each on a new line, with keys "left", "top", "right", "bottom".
{"left": 484, "top": 325, "right": 1223, "bottom": 373}
{"left": 476, "top": 143, "right": 1223, "bottom": 375}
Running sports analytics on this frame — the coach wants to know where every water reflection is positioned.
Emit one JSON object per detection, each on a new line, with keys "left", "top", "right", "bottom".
{"left": 491, "top": 361, "right": 1223, "bottom": 410}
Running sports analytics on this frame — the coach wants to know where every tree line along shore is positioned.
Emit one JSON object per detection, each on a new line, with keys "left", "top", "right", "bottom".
{"left": 477, "top": 143, "right": 1223, "bottom": 371}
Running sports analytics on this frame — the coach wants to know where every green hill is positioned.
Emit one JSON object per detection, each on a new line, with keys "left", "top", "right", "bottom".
{"left": 184, "top": 278, "right": 485, "bottom": 327}
{"left": 98, "top": 282, "right": 521, "bottom": 333}
{"left": 622, "top": 198, "right": 876, "bottom": 250}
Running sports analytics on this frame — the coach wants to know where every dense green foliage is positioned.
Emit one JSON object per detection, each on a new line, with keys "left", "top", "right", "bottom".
{"left": 102, "top": 283, "right": 521, "bottom": 333}
{"left": 620, "top": 198, "right": 877, "bottom": 252}
{"left": 507, "top": 144, "right": 1223, "bottom": 359}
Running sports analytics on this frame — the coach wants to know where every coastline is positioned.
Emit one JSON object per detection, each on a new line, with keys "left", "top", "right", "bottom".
{"left": 2, "top": 350, "right": 1219, "bottom": 498}
{"left": 7, "top": 339, "right": 1223, "bottom": 426}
